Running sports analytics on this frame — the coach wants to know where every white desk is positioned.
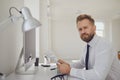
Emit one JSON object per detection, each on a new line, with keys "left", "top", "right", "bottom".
{"left": 5, "top": 64, "right": 57, "bottom": 80}
{"left": 4, "top": 62, "right": 80, "bottom": 80}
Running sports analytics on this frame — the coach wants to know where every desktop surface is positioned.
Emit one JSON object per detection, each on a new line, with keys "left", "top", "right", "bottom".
{"left": 5, "top": 63, "right": 57, "bottom": 80}
{"left": 5, "top": 61, "right": 81, "bottom": 80}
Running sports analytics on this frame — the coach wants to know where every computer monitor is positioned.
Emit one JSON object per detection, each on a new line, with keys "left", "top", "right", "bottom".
{"left": 24, "top": 29, "right": 36, "bottom": 71}
{"left": 15, "top": 29, "right": 37, "bottom": 75}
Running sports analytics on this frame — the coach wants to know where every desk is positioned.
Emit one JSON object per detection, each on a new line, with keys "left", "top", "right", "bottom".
{"left": 5, "top": 63, "right": 80, "bottom": 80}
{"left": 5, "top": 64, "right": 57, "bottom": 80}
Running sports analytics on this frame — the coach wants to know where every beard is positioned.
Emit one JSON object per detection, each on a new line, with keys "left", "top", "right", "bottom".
{"left": 80, "top": 33, "right": 94, "bottom": 42}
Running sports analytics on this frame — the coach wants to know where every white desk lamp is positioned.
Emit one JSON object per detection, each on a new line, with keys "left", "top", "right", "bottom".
{"left": 21, "top": 7, "right": 41, "bottom": 32}
{"left": 8, "top": 7, "right": 41, "bottom": 32}
{"left": 0, "top": 7, "right": 41, "bottom": 31}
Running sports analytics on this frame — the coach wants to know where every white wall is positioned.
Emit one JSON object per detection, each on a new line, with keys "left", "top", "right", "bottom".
{"left": 39, "top": 0, "right": 86, "bottom": 60}
{"left": 51, "top": 12, "right": 85, "bottom": 60}
{"left": 112, "top": 17, "right": 120, "bottom": 51}
{"left": 39, "top": 0, "right": 52, "bottom": 62}
{"left": 0, "top": 0, "right": 24, "bottom": 74}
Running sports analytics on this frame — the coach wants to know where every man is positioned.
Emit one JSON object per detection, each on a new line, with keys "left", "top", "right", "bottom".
{"left": 57, "top": 14, "right": 120, "bottom": 80}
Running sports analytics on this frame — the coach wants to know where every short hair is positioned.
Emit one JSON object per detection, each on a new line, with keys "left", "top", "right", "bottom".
{"left": 118, "top": 51, "right": 120, "bottom": 53}
{"left": 76, "top": 14, "right": 95, "bottom": 25}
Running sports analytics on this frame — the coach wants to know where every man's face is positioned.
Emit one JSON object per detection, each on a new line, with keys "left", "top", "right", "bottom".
{"left": 77, "top": 19, "right": 96, "bottom": 42}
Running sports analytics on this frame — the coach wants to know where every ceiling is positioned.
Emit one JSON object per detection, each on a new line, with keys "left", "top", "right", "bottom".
{"left": 50, "top": 0, "right": 120, "bottom": 21}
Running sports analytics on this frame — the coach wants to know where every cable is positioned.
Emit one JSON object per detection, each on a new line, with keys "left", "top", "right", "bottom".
{"left": 51, "top": 74, "right": 67, "bottom": 80}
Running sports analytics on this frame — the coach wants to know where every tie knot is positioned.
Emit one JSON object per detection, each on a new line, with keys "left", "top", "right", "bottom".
{"left": 87, "top": 44, "right": 90, "bottom": 48}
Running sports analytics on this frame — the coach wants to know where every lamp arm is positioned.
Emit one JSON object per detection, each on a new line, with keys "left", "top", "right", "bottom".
{"left": 0, "top": 6, "right": 41, "bottom": 32}
{"left": 0, "top": 15, "right": 23, "bottom": 31}
{"left": 9, "top": 7, "right": 22, "bottom": 16}
{"left": 0, "top": 16, "right": 13, "bottom": 31}
{"left": 0, "top": 7, "right": 23, "bottom": 31}
{"left": 0, "top": 16, "right": 12, "bottom": 26}
{"left": 9, "top": 7, "right": 23, "bottom": 22}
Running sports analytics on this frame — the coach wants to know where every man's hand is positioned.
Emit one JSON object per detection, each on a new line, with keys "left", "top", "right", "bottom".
{"left": 58, "top": 59, "right": 68, "bottom": 64}
{"left": 57, "top": 59, "right": 71, "bottom": 74}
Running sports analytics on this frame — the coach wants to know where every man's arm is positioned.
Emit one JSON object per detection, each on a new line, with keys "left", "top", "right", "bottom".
{"left": 57, "top": 58, "right": 85, "bottom": 74}
{"left": 70, "top": 57, "right": 85, "bottom": 69}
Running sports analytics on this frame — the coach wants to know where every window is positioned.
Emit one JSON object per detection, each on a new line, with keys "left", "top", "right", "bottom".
{"left": 95, "top": 22, "right": 104, "bottom": 37}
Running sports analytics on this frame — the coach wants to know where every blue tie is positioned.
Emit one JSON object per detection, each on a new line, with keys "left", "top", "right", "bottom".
{"left": 85, "top": 44, "right": 90, "bottom": 70}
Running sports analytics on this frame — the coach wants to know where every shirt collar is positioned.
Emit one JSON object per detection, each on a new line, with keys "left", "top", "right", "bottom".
{"left": 87, "top": 34, "right": 99, "bottom": 48}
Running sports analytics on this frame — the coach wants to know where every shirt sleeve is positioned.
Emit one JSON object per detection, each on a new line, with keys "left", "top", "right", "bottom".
{"left": 70, "top": 56, "right": 85, "bottom": 69}
{"left": 70, "top": 46, "right": 115, "bottom": 80}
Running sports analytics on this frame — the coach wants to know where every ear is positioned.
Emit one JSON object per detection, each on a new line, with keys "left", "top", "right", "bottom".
{"left": 94, "top": 25, "right": 96, "bottom": 31}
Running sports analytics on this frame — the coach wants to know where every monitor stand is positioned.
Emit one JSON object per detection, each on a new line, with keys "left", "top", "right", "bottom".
{"left": 15, "top": 48, "right": 38, "bottom": 75}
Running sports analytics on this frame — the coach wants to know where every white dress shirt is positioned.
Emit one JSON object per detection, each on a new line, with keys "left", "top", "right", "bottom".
{"left": 69, "top": 34, "right": 120, "bottom": 80}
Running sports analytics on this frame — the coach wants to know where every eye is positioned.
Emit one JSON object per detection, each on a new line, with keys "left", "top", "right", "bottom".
{"left": 84, "top": 26, "right": 88, "bottom": 29}
{"left": 79, "top": 28, "right": 82, "bottom": 31}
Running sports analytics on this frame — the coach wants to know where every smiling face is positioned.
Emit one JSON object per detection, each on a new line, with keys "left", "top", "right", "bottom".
{"left": 77, "top": 19, "right": 96, "bottom": 42}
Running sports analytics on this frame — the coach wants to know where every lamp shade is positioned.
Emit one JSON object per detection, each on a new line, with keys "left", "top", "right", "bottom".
{"left": 21, "top": 7, "right": 41, "bottom": 32}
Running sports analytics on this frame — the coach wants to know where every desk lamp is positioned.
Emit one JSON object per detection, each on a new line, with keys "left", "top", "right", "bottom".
{"left": 8, "top": 7, "right": 41, "bottom": 32}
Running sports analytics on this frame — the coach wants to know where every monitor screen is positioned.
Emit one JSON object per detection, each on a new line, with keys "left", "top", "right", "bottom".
{"left": 24, "top": 29, "right": 36, "bottom": 71}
